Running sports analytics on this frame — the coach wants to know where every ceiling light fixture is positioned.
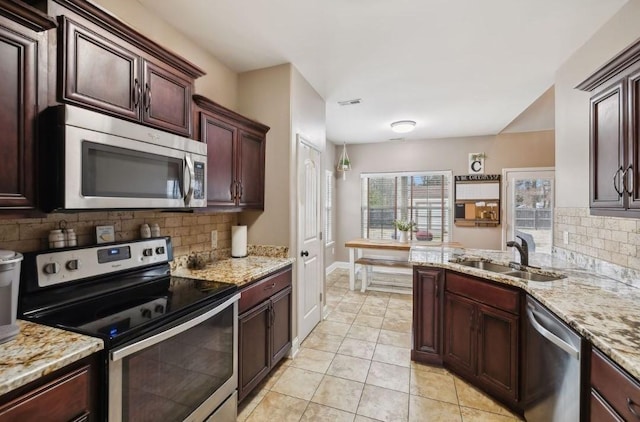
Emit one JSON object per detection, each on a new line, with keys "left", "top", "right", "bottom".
{"left": 390, "top": 120, "right": 416, "bottom": 133}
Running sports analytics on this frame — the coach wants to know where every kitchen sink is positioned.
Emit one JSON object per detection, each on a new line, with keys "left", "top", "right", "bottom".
{"left": 453, "top": 259, "right": 566, "bottom": 282}
{"left": 455, "top": 260, "right": 513, "bottom": 273}
{"left": 503, "top": 270, "right": 565, "bottom": 282}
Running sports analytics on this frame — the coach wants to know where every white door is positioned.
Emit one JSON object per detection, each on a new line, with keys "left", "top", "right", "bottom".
{"left": 297, "top": 135, "right": 323, "bottom": 342}
{"left": 503, "top": 168, "right": 555, "bottom": 254}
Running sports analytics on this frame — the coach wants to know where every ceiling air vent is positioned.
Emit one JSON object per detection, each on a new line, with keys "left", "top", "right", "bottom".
{"left": 338, "top": 98, "right": 362, "bottom": 106}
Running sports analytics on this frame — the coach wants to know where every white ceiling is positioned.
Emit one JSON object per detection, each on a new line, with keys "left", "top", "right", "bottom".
{"left": 139, "top": 0, "right": 627, "bottom": 144}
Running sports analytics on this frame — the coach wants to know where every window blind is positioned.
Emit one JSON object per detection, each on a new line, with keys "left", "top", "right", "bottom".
{"left": 361, "top": 171, "right": 452, "bottom": 241}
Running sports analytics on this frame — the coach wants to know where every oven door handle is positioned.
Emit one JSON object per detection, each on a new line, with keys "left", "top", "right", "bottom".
{"left": 184, "top": 155, "right": 195, "bottom": 206}
{"left": 111, "top": 293, "right": 240, "bottom": 362}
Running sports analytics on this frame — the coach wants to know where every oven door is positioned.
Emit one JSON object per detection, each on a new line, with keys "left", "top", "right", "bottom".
{"left": 63, "top": 125, "right": 206, "bottom": 210}
{"left": 108, "top": 293, "right": 239, "bottom": 422}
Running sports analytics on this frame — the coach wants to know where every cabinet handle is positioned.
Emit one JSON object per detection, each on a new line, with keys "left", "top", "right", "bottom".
{"left": 264, "top": 282, "right": 276, "bottom": 291}
{"left": 614, "top": 166, "right": 624, "bottom": 197}
{"left": 624, "top": 165, "right": 634, "bottom": 195}
{"left": 301, "top": 250, "right": 309, "bottom": 257}
{"left": 230, "top": 181, "right": 236, "bottom": 199}
{"left": 238, "top": 182, "right": 243, "bottom": 200}
{"left": 628, "top": 397, "right": 640, "bottom": 419}
{"left": 144, "top": 83, "right": 151, "bottom": 111}
{"left": 132, "top": 79, "right": 140, "bottom": 108}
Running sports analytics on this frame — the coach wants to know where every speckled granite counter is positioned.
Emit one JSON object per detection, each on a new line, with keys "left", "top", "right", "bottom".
{"left": 0, "top": 320, "right": 103, "bottom": 396}
{"left": 409, "top": 245, "right": 640, "bottom": 381}
{"left": 172, "top": 255, "right": 295, "bottom": 287}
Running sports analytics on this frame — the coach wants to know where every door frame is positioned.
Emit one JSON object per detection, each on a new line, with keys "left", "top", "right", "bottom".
{"left": 295, "top": 134, "right": 324, "bottom": 345}
{"left": 501, "top": 167, "right": 555, "bottom": 251}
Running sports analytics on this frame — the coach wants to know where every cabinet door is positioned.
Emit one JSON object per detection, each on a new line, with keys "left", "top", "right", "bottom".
{"left": 627, "top": 71, "right": 640, "bottom": 209}
{"left": 412, "top": 268, "right": 443, "bottom": 364}
{"left": 476, "top": 303, "right": 519, "bottom": 402}
{"left": 590, "top": 390, "right": 624, "bottom": 422}
{"left": 200, "top": 113, "right": 237, "bottom": 207}
{"left": 142, "top": 60, "right": 192, "bottom": 136}
{"left": 270, "top": 286, "right": 292, "bottom": 366}
{"left": 238, "top": 301, "right": 271, "bottom": 402}
{"left": 60, "top": 17, "right": 140, "bottom": 121}
{"left": 237, "top": 130, "right": 265, "bottom": 209}
{"left": 590, "top": 80, "right": 626, "bottom": 210}
{"left": 443, "top": 293, "right": 475, "bottom": 377}
{"left": 0, "top": 19, "right": 38, "bottom": 209}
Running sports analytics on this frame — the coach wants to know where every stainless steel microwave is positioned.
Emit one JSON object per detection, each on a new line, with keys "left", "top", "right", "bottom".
{"left": 40, "top": 105, "right": 206, "bottom": 211}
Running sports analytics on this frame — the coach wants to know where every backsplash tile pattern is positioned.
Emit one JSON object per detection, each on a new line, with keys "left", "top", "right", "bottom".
{"left": 554, "top": 207, "right": 640, "bottom": 286}
{"left": 0, "top": 211, "right": 238, "bottom": 257}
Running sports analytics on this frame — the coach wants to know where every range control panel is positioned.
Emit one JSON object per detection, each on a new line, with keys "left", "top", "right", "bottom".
{"left": 36, "top": 238, "right": 171, "bottom": 288}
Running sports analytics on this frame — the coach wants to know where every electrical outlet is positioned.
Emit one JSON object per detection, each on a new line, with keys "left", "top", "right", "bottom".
{"left": 211, "top": 230, "right": 218, "bottom": 249}
{"left": 563, "top": 231, "right": 569, "bottom": 245}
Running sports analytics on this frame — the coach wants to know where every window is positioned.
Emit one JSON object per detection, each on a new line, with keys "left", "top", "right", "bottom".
{"left": 325, "top": 170, "right": 334, "bottom": 245}
{"left": 361, "top": 171, "right": 452, "bottom": 241}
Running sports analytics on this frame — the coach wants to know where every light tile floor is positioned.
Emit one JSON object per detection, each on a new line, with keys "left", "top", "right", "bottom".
{"left": 238, "top": 269, "right": 523, "bottom": 422}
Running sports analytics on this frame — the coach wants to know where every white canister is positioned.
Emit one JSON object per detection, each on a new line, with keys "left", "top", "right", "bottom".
{"left": 140, "top": 224, "right": 151, "bottom": 239}
{"left": 150, "top": 224, "right": 161, "bottom": 238}
{"left": 65, "top": 229, "right": 77, "bottom": 247}
{"left": 48, "top": 229, "right": 65, "bottom": 249}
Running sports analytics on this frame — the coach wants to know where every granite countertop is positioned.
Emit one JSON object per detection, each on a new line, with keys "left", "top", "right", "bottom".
{"left": 409, "top": 245, "right": 640, "bottom": 381}
{"left": 172, "top": 255, "right": 295, "bottom": 288}
{"left": 0, "top": 320, "right": 103, "bottom": 396}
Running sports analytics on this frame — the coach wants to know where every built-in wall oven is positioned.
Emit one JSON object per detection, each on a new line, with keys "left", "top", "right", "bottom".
{"left": 40, "top": 105, "right": 207, "bottom": 212}
{"left": 19, "top": 238, "right": 238, "bottom": 421}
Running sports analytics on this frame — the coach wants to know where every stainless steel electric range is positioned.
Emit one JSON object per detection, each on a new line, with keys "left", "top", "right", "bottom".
{"left": 19, "top": 237, "right": 239, "bottom": 422}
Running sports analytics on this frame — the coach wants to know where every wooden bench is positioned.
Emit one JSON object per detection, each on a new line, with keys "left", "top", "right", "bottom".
{"left": 355, "top": 257, "right": 412, "bottom": 293}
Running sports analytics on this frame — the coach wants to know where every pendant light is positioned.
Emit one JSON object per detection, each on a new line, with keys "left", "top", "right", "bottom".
{"left": 336, "top": 142, "right": 351, "bottom": 180}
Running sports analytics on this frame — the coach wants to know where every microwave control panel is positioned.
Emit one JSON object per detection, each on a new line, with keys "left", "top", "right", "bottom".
{"left": 194, "top": 161, "right": 205, "bottom": 200}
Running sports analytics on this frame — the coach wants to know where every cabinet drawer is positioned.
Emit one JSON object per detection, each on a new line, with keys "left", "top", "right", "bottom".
{"left": 591, "top": 389, "right": 624, "bottom": 421}
{"left": 446, "top": 272, "right": 520, "bottom": 314}
{"left": 0, "top": 365, "right": 91, "bottom": 421}
{"left": 239, "top": 267, "right": 292, "bottom": 314}
{"left": 591, "top": 348, "right": 640, "bottom": 421}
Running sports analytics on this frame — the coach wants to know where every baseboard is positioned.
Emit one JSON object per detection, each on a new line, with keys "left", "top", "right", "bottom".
{"left": 322, "top": 304, "right": 330, "bottom": 320}
{"left": 289, "top": 336, "right": 300, "bottom": 359}
{"left": 326, "top": 261, "right": 350, "bottom": 275}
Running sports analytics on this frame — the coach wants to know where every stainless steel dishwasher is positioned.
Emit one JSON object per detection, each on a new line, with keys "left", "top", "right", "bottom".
{"left": 523, "top": 295, "right": 582, "bottom": 422}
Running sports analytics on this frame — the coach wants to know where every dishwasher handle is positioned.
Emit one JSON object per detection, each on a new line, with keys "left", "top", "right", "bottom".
{"left": 527, "top": 303, "right": 580, "bottom": 360}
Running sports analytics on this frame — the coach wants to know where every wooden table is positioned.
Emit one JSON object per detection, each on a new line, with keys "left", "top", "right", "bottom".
{"left": 344, "top": 238, "right": 462, "bottom": 291}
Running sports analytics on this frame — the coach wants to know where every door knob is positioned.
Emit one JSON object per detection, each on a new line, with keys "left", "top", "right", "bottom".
{"left": 300, "top": 250, "right": 309, "bottom": 257}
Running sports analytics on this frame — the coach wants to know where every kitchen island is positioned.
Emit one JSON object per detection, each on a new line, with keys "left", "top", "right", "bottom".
{"left": 409, "top": 245, "right": 640, "bottom": 385}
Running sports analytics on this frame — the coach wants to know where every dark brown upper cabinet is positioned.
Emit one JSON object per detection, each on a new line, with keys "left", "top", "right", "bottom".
{"left": 32, "top": 0, "right": 204, "bottom": 137}
{"left": 0, "top": 1, "right": 56, "bottom": 214}
{"left": 193, "top": 95, "right": 269, "bottom": 211}
{"left": 577, "top": 37, "right": 640, "bottom": 217}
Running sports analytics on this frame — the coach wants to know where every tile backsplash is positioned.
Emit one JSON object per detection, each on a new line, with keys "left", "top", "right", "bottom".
{"left": 0, "top": 211, "right": 238, "bottom": 257}
{"left": 554, "top": 207, "right": 640, "bottom": 271}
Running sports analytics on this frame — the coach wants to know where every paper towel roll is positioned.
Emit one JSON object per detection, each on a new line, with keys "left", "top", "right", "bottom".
{"left": 231, "top": 225, "right": 248, "bottom": 258}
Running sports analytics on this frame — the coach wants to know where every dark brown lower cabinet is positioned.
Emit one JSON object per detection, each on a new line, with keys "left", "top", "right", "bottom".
{"left": 0, "top": 353, "right": 100, "bottom": 421}
{"left": 412, "top": 267, "right": 443, "bottom": 364}
{"left": 442, "top": 272, "right": 520, "bottom": 407}
{"left": 238, "top": 266, "right": 292, "bottom": 402}
{"left": 590, "top": 346, "right": 640, "bottom": 421}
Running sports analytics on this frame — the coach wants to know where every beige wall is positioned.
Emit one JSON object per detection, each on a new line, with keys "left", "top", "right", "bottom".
{"left": 237, "top": 64, "right": 292, "bottom": 247}
{"left": 501, "top": 86, "right": 555, "bottom": 134}
{"left": 334, "top": 131, "right": 555, "bottom": 262}
{"left": 553, "top": 0, "right": 640, "bottom": 269}
{"left": 93, "top": 0, "right": 237, "bottom": 108}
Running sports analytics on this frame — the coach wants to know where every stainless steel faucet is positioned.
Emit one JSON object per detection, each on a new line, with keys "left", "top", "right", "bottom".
{"left": 507, "top": 235, "right": 529, "bottom": 267}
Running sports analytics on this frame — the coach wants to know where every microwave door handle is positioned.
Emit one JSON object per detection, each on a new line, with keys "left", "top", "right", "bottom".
{"left": 184, "top": 155, "right": 195, "bottom": 205}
